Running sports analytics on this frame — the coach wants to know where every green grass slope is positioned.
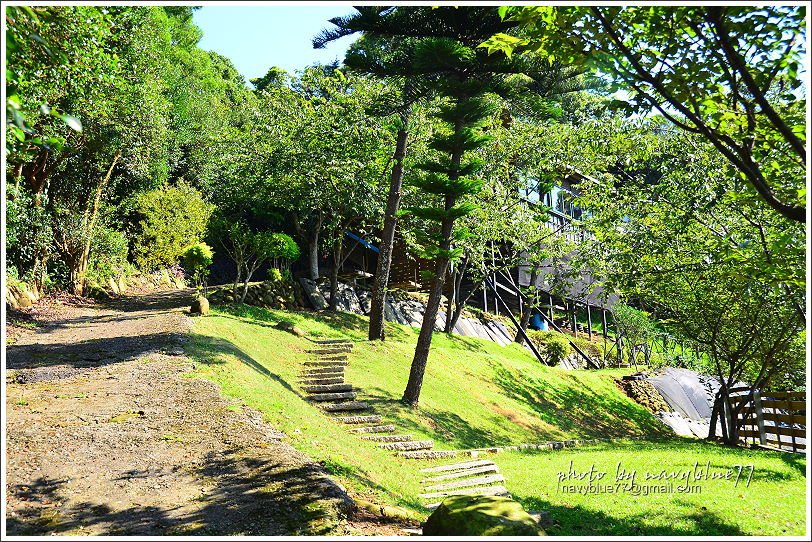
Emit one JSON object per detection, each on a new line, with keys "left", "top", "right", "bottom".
{"left": 187, "top": 304, "right": 670, "bottom": 513}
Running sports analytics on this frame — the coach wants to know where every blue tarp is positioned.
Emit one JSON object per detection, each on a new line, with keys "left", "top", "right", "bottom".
{"left": 345, "top": 231, "right": 379, "bottom": 253}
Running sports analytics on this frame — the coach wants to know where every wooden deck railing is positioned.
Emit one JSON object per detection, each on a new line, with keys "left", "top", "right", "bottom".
{"left": 731, "top": 388, "right": 806, "bottom": 453}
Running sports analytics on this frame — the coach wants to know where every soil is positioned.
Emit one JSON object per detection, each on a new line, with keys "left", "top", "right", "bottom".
{"left": 5, "top": 289, "right": 416, "bottom": 536}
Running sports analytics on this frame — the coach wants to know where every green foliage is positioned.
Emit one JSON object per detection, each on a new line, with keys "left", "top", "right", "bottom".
{"left": 131, "top": 182, "right": 214, "bottom": 270}
{"left": 86, "top": 226, "right": 129, "bottom": 285}
{"left": 181, "top": 241, "right": 214, "bottom": 291}
{"left": 528, "top": 330, "right": 572, "bottom": 365}
{"left": 611, "top": 303, "right": 654, "bottom": 350}
{"left": 483, "top": 5, "right": 806, "bottom": 222}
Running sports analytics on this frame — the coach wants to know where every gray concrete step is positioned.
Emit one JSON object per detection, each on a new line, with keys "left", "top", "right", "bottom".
{"left": 322, "top": 401, "right": 370, "bottom": 412}
{"left": 308, "top": 391, "right": 358, "bottom": 402}
{"left": 398, "top": 450, "right": 460, "bottom": 460}
{"left": 302, "top": 383, "right": 353, "bottom": 393}
{"left": 423, "top": 474, "right": 505, "bottom": 492}
{"left": 304, "top": 360, "right": 349, "bottom": 367}
{"left": 347, "top": 424, "right": 396, "bottom": 434}
{"left": 307, "top": 346, "right": 352, "bottom": 355}
{"left": 421, "top": 464, "right": 500, "bottom": 483}
{"left": 310, "top": 339, "right": 353, "bottom": 345}
{"left": 298, "top": 377, "right": 344, "bottom": 386}
{"left": 379, "top": 440, "right": 434, "bottom": 451}
{"left": 420, "top": 460, "right": 494, "bottom": 473}
{"left": 360, "top": 434, "right": 414, "bottom": 442}
{"left": 419, "top": 484, "right": 509, "bottom": 500}
{"left": 335, "top": 415, "right": 382, "bottom": 424}
{"left": 301, "top": 366, "right": 345, "bottom": 375}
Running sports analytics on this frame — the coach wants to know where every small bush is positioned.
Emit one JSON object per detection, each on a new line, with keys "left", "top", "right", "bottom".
{"left": 131, "top": 181, "right": 214, "bottom": 270}
{"left": 182, "top": 242, "right": 214, "bottom": 291}
{"left": 543, "top": 335, "right": 572, "bottom": 365}
{"left": 267, "top": 267, "right": 283, "bottom": 283}
{"left": 87, "top": 226, "right": 130, "bottom": 285}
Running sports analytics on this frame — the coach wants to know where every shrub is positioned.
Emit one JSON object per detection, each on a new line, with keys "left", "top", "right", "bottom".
{"left": 266, "top": 267, "right": 283, "bottom": 283}
{"left": 131, "top": 181, "right": 214, "bottom": 270}
{"left": 182, "top": 242, "right": 214, "bottom": 292}
{"left": 543, "top": 335, "right": 572, "bottom": 365}
{"left": 86, "top": 226, "right": 130, "bottom": 286}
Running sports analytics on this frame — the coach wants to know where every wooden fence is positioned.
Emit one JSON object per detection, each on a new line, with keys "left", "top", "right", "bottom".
{"left": 731, "top": 388, "right": 806, "bottom": 453}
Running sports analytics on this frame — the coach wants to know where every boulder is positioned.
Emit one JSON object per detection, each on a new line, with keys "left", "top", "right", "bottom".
{"left": 118, "top": 276, "right": 127, "bottom": 294}
{"left": 108, "top": 277, "right": 120, "bottom": 295}
{"left": 300, "top": 278, "right": 329, "bottom": 310}
{"left": 275, "top": 320, "right": 305, "bottom": 337}
{"left": 190, "top": 296, "right": 209, "bottom": 316}
{"left": 423, "top": 495, "right": 543, "bottom": 537}
{"left": 357, "top": 290, "right": 372, "bottom": 314}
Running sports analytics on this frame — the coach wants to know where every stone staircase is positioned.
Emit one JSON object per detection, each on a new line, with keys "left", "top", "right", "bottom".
{"left": 298, "top": 338, "right": 437, "bottom": 456}
{"left": 418, "top": 459, "right": 510, "bottom": 510}
{"left": 298, "top": 337, "right": 515, "bottom": 514}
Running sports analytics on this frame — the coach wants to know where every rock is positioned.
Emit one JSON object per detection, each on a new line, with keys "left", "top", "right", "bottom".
{"left": 17, "top": 293, "right": 33, "bottom": 307}
{"left": 299, "top": 278, "right": 328, "bottom": 310}
{"left": 357, "top": 290, "right": 372, "bottom": 314}
{"left": 275, "top": 320, "right": 305, "bottom": 337}
{"left": 190, "top": 296, "right": 209, "bottom": 316}
{"left": 108, "top": 277, "right": 120, "bottom": 295}
{"left": 423, "top": 495, "right": 543, "bottom": 536}
{"left": 383, "top": 298, "right": 397, "bottom": 322}
{"left": 118, "top": 276, "right": 127, "bottom": 294}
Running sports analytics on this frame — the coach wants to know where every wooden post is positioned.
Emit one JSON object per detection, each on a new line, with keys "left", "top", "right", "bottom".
{"left": 570, "top": 302, "right": 578, "bottom": 337}
{"left": 548, "top": 293, "right": 554, "bottom": 321}
{"left": 586, "top": 304, "right": 593, "bottom": 339}
{"left": 601, "top": 309, "right": 608, "bottom": 340}
{"left": 483, "top": 282, "right": 488, "bottom": 313}
{"left": 752, "top": 389, "right": 767, "bottom": 446}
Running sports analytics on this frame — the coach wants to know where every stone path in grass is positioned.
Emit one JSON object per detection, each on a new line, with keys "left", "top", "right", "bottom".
{"left": 298, "top": 338, "right": 513, "bottom": 509}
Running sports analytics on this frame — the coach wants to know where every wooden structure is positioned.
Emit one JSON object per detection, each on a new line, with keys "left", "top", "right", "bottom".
{"left": 732, "top": 387, "right": 806, "bottom": 453}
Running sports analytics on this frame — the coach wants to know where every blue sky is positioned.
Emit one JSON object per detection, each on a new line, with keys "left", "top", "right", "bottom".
{"left": 193, "top": 5, "right": 358, "bottom": 83}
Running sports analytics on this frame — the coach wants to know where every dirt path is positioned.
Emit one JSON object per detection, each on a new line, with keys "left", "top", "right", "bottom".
{"left": 5, "top": 290, "right": 400, "bottom": 535}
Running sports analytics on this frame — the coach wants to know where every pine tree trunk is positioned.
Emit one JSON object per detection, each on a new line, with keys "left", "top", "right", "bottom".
{"left": 369, "top": 126, "right": 408, "bottom": 341}
{"left": 444, "top": 266, "right": 456, "bottom": 334}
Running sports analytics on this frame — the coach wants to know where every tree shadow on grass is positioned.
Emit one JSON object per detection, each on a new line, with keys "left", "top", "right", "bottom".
{"left": 6, "top": 447, "right": 353, "bottom": 536}
{"left": 490, "top": 363, "right": 671, "bottom": 439}
{"left": 191, "top": 334, "right": 297, "bottom": 396}
{"left": 518, "top": 496, "right": 747, "bottom": 536}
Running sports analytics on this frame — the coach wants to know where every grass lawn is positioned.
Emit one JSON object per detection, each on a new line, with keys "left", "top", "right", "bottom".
{"left": 496, "top": 439, "right": 807, "bottom": 536}
{"left": 186, "top": 304, "right": 806, "bottom": 533}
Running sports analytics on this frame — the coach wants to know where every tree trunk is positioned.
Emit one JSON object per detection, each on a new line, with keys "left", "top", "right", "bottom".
{"left": 369, "top": 126, "right": 409, "bottom": 341}
{"left": 448, "top": 285, "right": 477, "bottom": 335}
{"left": 308, "top": 236, "right": 320, "bottom": 281}
{"left": 515, "top": 269, "right": 539, "bottom": 344}
{"left": 444, "top": 265, "right": 456, "bottom": 334}
{"left": 73, "top": 152, "right": 121, "bottom": 296}
{"left": 402, "top": 250, "right": 451, "bottom": 407}
{"left": 329, "top": 237, "right": 341, "bottom": 311}
{"left": 402, "top": 189, "right": 456, "bottom": 406}
{"left": 240, "top": 262, "right": 259, "bottom": 304}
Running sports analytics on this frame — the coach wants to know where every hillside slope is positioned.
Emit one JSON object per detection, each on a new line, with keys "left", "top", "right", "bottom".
{"left": 188, "top": 305, "right": 670, "bottom": 512}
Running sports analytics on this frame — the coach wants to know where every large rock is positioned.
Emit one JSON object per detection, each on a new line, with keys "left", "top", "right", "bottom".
{"left": 190, "top": 296, "right": 209, "bottom": 316}
{"left": 276, "top": 320, "right": 305, "bottom": 337}
{"left": 423, "top": 495, "right": 543, "bottom": 537}
{"left": 357, "top": 289, "right": 372, "bottom": 314}
{"left": 299, "top": 278, "right": 328, "bottom": 310}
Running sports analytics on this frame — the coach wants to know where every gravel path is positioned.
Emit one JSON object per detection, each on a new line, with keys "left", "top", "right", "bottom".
{"left": 4, "top": 289, "right": 388, "bottom": 535}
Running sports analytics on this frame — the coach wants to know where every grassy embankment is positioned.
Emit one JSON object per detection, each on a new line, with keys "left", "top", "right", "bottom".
{"left": 186, "top": 304, "right": 806, "bottom": 534}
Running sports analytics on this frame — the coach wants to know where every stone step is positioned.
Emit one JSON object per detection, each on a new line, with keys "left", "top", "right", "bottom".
{"left": 360, "top": 434, "right": 413, "bottom": 443}
{"left": 304, "top": 360, "right": 349, "bottom": 367}
{"left": 347, "top": 424, "right": 395, "bottom": 434}
{"left": 322, "top": 401, "right": 370, "bottom": 412}
{"left": 302, "top": 383, "right": 354, "bottom": 393}
{"left": 299, "top": 377, "right": 344, "bottom": 386}
{"left": 421, "top": 464, "right": 500, "bottom": 483}
{"left": 335, "top": 415, "right": 382, "bottom": 424}
{"left": 308, "top": 391, "right": 358, "bottom": 402}
{"left": 398, "top": 450, "right": 460, "bottom": 460}
{"left": 301, "top": 366, "right": 345, "bottom": 375}
{"left": 379, "top": 440, "right": 434, "bottom": 451}
{"left": 420, "top": 460, "right": 494, "bottom": 473}
{"left": 423, "top": 474, "right": 505, "bottom": 492}
{"left": 418, "top": 484, "right": 509, "bottom": 500}
{"left": 315, "top": 354, "right": 349, "bottom": 361}
{"left": 310, "top": 339, "right": 353, "bottom": 345}
{"left": 307, "top": 347, "right": 352, "bottom": 355}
